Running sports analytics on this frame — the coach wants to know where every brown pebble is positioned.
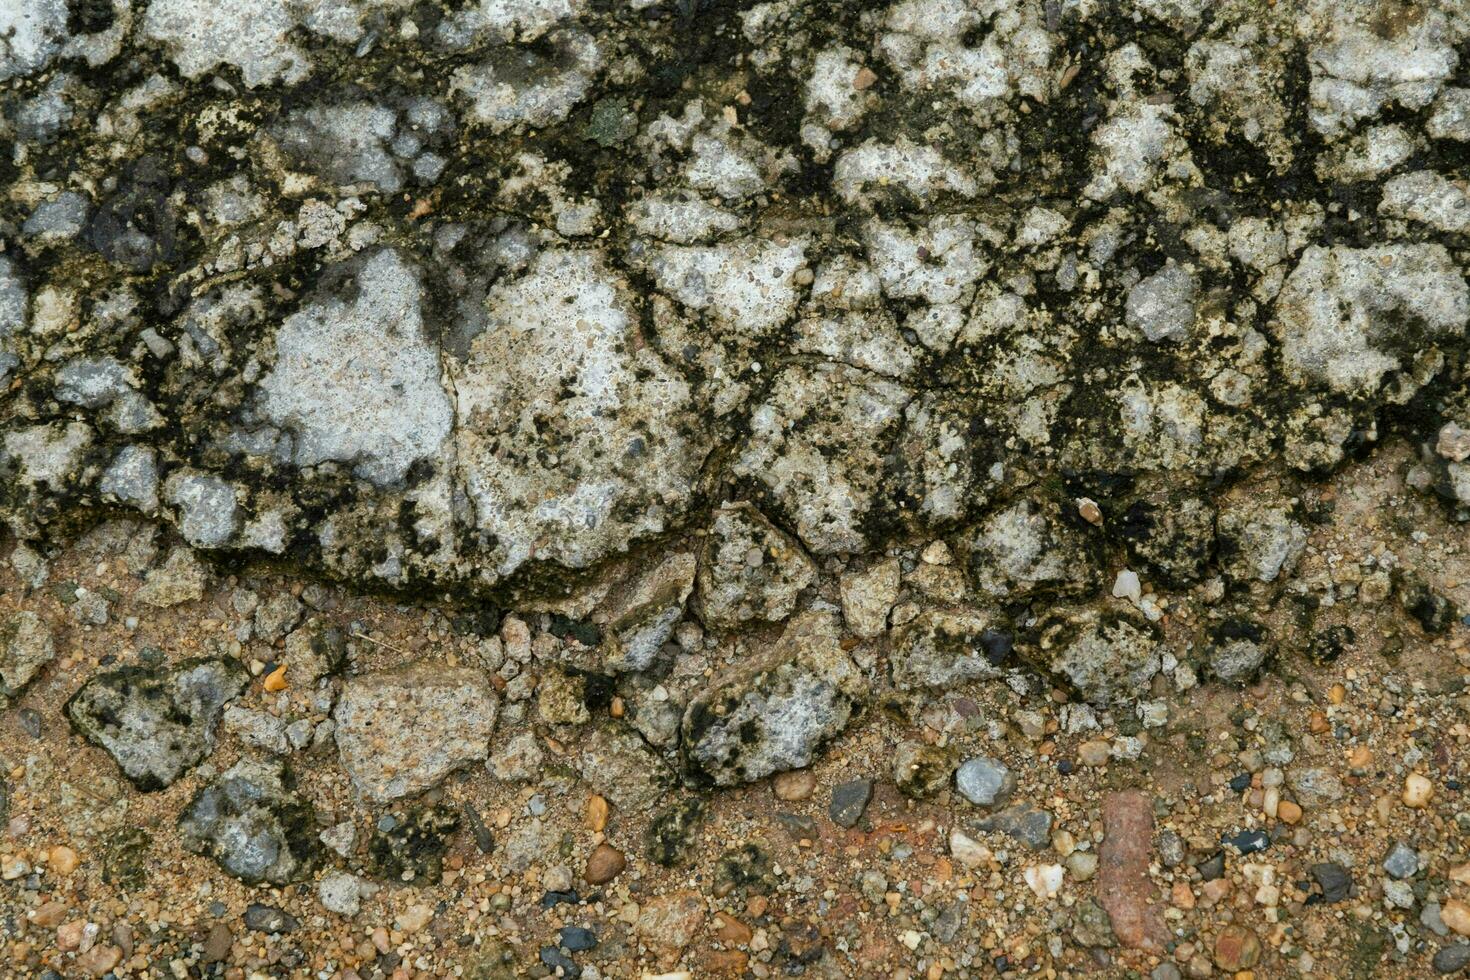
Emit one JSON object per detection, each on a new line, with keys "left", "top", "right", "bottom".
{"left": 1098, "top": 790, "right": 1169, "bottom": 951}
{"left": 1213, "top": 925, "right": 1261, "bottom": 971}
{"left": 587, "top": 794, "right": 610, "bottom": 833}
{"left": 48, "top": 845, "right": 79, "bottom": 875}
{"left": 1443, "top": 898, "right": 1470, "bottom": 936}
{"left": 31, "top": 901, "right": 67, "bottom": 928}
{"left": 584, "top": 843, "right": 627, "bottom": 885}
{"left": 263, "top": 663, "right": 289, "bottom": 692}
{"left": 853, "top": 66, "right": 878, "bottom": 90}
{"left": 76, "top": 945, "right": 122, "bottom": 977}
{"left": 773, "top": 769, "right": 816, "bottom": 801}
{"left": 56, "top": 920, "right": 85, "bottom": 951}
{"left": 712, "top": 911, "right": 754, "bottom": 944}
{"left": 1277, "top": 800, "right": 1302, "bottom": 824}
{"left": 202, "top": 922, "right": 233, "bottom": 963}
{"left": 1403, "top": 772, "right": 1434, "bottom": 808}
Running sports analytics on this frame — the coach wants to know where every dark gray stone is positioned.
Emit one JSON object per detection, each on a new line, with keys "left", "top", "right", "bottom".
{"left": 243, "top": 903, "right": 298, "bottom": 934}
{"left": 1435, "top": 944, "right": 1470, "bottom": 974}
{"left": 976, "top": 803, "right": 1053, "bottom": 849}
{"left": 829, "top": 779, "right": 872, "bottom": 829}
{"left": 1311, "top": 862, "right": 1353, "bottom": 904}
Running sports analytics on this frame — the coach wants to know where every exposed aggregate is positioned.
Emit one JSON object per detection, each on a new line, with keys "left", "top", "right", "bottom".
{"left": 2, "top": 0, "right": 1470, "bottom": 977}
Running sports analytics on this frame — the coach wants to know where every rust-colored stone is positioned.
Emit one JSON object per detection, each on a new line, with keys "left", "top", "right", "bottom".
{"left": 1098, "top": 789, "right": 1168, "bottom": 951}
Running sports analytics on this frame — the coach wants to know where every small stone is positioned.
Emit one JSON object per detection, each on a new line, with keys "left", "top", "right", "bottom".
{"left": 135, "top": 547, "right": 209, "bottom": 607}
{"left": 1277, "top": 799, "right": 1303, "bottom": 824}
{"left": 0, "top": 611, "right": 55, "bottom": 707}
{"left": 1404, "top": 772, "right": 1435, "bottom": 808}
{"left": 1076, "top": 497, "right": 1103, "bottom": 525}
{"left": 1438, "top": 423, "right": 1470, "bottom": 462}
{"left": 1434, "top": 944, "right": 1470, "bottom": 974}
{"left": 1384, "top": 879, "right": 1415, "bottom": 909}
{"left": 395, "top": 903, "right": 433, "bottom": 934}
{"left": 318, "top": 871, "right": 377, "bottom": 916}
{"left": 1443, "top": 899, "right": 1470, "bottom": 937}
{"left": 1223, "top": 828, "right": 1271, "bottom": 855}
{"left": 1024, "top": 863, "right": 1064, "bottom": 899}
{"left": 839, "top": 558, "right": 900, "bottom": 638}
{"left": 488, "top": 732, "right": 544, "bottom": 783}
{"left": 1213, "top": 925, "right": 1262, "bottom": 971}
{"left": 773, "top": 769, "right": 816, "bottom": 801}
{"left": 955, "top": 757, "right": 1015, "bottom": 808}
{"left": 949, "top": 830, "right": 991, "bottom": 868}
{"left": 75, "top": 945, "right": 122, "bottom": 977}
{"left": 334, "top": 665, "right": 499, "bottom": 802}
{"left": 1384, "top": 841, "right": 1420, "bottom": 879}
{"left": 1068, "top": 851, "right": 1099, "bottom": 881}
{"left": 48, "top": 845, "right": 78, "bottom": 875}
{"left": 584, "top": 843, "right": 626, "bottom": 885}
{"left": 1311, "top": 862, "right": 1353, "bottom": 903}
{"left": 202, "top": 923, "right": 233, "bottom": 962}
{"left": 319, "top": 822, "right": 355, "bottom": 857}
{"left": 560, "top": 926, "right": 598, "bottom": 952}
{"left": 893, "top": 742, "right": 951, "bottom": 798}
{"left": 976, "top": 803, "right": 1054, "bottom": 850}
{"left": 829, "top": 779, "right": 872, "bottom": 828}
{"left": 540, "top": 946, "right": 581, "bottom": 978}
{"left": 243, "top": 903, "right": 298, "bottom": 934}
{"left": 586, "top": 794, "right": 609, "bottom": 832}
{"left": 1112, "top": 569, "right": 1141, "bottom": 603}
{"left": 262, "top": 663, "right": 288, "bottom": 692}
{"left": 1098, "top": 790, "right": 1167, "bottom": 951}
{"left": 1077, "top": 740, "right": 1111, "bottom": 767}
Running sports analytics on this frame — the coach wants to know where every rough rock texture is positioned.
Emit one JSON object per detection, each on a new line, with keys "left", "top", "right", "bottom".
{"left": 1099, "top": 790, "right": 1169, "bottom": 952}
{"left": 176, "top": 758, "right": 318, "bottom": 885}
{"left": 334, "top": 665, "right": 499, "bottom": 802}
{"left": 5, "top": 0, "right": 1470, "bottom": 974}
{"left": 683, "top": 612, "right": 862, "bottom": 786}
{"left": 66, "top": 658, "right": 248, "bottom": 790}
{"left": 0, "top": 610, "right": 54, "bottom": 707}
{"left": 696, "top": 503, "right": 817, "bottom": 632}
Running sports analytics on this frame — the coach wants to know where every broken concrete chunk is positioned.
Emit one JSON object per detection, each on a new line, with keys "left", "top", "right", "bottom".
{"left": 577, "top": 727, "right": 675, "bottom": 811}
{"left": 333, "top": 665, "right": 498, "bottom": 802}
{"left": 135, "top": 545, "right": 210, "bottom": 607}
{"left": 1217, "top": 497, "right": 1307, "bottom": 584}
{"left": 890, "top": 607, "right": 1005, "bottom": 691}
{"left": 1028, "top": 605, "right": 1162, "bottom": 709}
{"left": 596, "top": 550, "right": 697, "bottom": 673}
{"left": 0, "top": 611, "right": 55, "bottom": 707}
{"left": 839, "top": 558, "right": 900, "bottom": 639}
{"left": 696, "top": 503, "right": 817, "bottom": 633}
{"left": 682, "top": 612, "right": 863, "bottom": 786}
{"left": 66, "top": 658, "right": 248, "bottom": 790}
